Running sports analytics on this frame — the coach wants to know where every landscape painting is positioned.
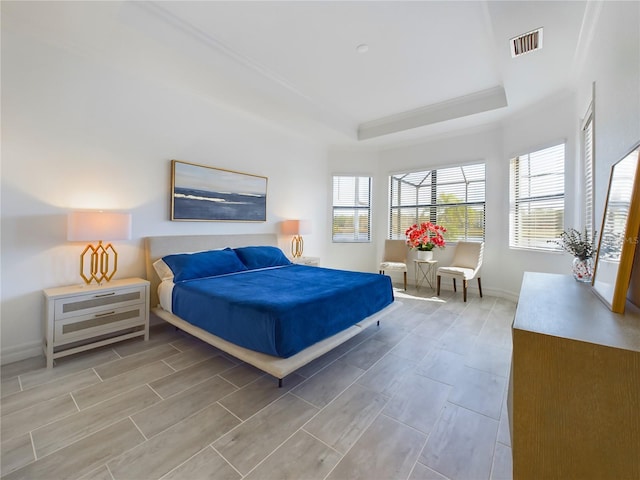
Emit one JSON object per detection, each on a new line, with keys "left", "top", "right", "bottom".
{"left": 171, "top": 160, "right": 267, "bottom": 221}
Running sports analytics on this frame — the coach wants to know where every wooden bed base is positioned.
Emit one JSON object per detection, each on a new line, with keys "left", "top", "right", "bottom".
{"left": 144, "top": 234, "right": 399, "bottom": 385}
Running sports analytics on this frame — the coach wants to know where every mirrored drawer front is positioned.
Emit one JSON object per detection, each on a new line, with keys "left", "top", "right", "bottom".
{"left": 54, "top": 305, "right": 145, "bottom": 346}
{"left": 55, "top": 286, "right": 146, "bottom": 319}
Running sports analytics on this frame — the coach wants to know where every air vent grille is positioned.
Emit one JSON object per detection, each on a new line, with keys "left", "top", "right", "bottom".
{"left": 510, "top": 28, "right": 543, "bottom": 57}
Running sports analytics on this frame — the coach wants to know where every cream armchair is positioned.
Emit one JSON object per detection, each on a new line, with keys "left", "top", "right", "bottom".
{"left": 436, "top": 241, "right": 484, "bottom": 301}
{"left": 379, "top": 239, "right": 407, "bottom": 290}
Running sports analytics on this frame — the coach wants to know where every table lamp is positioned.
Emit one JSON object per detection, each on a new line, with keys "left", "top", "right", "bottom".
{"left": 281, "top": 219, "right": 310, "bottom": 258}
{"left": 67, "top": 211, "right": 132, "bottom": 285}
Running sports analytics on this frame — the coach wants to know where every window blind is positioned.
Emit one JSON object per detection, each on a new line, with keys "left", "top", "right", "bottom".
{"left": 332, "top": 176, "right": 371, "bottom": 242}
{"left": 509, "top": 143, "right": 565, "bottom": 250}
{"left": 389, "top": 163, "right": 485, "bottom": 242}
{"left": 583, "top": 114, "right": 594, "bottom": 239}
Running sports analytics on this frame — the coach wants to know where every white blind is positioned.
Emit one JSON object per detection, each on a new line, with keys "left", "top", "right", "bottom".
{"left": 332, "top": 176, "right": 371, "bottom": 242}
{"left": 509, "top": 143, "right": 565, "bottom": 250}
{"left": 389, "top": 163, "right": 485, "bottom": 242}
{"left": 583, "top": 115, "right": 594, "bottom": 239}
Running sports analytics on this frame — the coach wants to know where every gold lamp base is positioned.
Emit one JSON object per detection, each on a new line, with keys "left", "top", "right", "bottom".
{"left": 291, "top": 235, "right": 304, "bottom": 258}
{"left": 80, "top": 240, "right": 119, "bottom": 285}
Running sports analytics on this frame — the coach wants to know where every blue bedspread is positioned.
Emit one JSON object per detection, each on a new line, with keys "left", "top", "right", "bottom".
{"left": 171, "top": 265, "right": 394, "bottom": 358}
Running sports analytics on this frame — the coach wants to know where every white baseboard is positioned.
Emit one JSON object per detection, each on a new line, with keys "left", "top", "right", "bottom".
{"left": 2, "top": 317, "right": 164, "bottom": 366}
{"left": 481, "top": 287, "right": 519, "bottom": 304}
{"left": 1, "top": 340, "right": 42, "bottom": 366}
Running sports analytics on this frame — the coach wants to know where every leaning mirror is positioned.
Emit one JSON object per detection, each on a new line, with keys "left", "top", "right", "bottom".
{"left": 592, "top": 142, "right": 640, "bottom": 313}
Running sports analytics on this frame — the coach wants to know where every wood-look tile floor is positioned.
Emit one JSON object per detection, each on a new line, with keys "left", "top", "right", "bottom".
{"left": 0, "top": 287, "right": 515, "bottom": 480}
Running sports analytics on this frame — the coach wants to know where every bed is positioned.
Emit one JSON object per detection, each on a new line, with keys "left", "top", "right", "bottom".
{"left": 144, "top": 234, "right": 399, "bottom": 385}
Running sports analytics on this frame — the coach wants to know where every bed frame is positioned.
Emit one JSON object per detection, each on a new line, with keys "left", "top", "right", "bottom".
{"left": 144, "top": 234, "right": 399, "bottom": 385}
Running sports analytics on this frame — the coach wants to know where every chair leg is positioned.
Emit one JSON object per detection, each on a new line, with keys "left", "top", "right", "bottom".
{"left": 379, "top": 270, "right": 383, "bottom": 274}
{"left": 452, "top": 278, "right": 456, "bottom": 292}
{"left": 437, "top": 275, "right": 441, "bottom": 296}
{"left": 477, "top": 277, "right": 483, "bottom": 298}
{"left": 403, "top": 272, "right": 407, "bottom": 291}
{"left": 463, "top": 280, "right": 468, "bottom": 302}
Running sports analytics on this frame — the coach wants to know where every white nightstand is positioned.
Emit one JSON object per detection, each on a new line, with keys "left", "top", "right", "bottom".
{"left": 43, "top": 277, "right": 150, "bottom": 368}
{"left": 291, "top": 256, "right": 320, "bottom": 266}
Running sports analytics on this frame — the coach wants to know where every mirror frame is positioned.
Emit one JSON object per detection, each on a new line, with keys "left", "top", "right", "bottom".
{"left": 592, "top": 142, "right": 640, "bottom": 313}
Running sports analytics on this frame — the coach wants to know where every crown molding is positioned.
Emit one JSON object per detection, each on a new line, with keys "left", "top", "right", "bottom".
{"left": 358, "top": 86, "right": 507, "bottom": 140}
{"left": 136, "top": 2, "right": 305, "bottom": 99}
{"left": 132, "top": 2, "right": 356, "bottom": 139}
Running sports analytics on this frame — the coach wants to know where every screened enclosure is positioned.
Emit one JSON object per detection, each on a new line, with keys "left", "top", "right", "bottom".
{"left": 389, "top": 163, "right": 486, "bottom": 243}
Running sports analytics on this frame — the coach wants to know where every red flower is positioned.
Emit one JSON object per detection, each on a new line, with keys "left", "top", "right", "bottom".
{"left": 405, "top": 222, "right": 447, "bottom": 251}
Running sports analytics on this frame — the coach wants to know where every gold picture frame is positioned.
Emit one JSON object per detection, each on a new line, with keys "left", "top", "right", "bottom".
{"left": 592, "top": 142, "right": 640, "bottom": 313}
{"left": 171, "top": 160, "right": 267, "bottom": 222}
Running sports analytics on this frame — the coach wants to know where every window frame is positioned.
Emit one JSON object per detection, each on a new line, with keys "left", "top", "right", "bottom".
{"left": 331, "top": 175, "right": 372, "bottom": 243}
{"left": 582, "top": 102, "right": 595, "bottom": 240}
{"left": 388, "top": 162, "right": 486, "bottom": 243}
{"left": 509, "top": 142, "right": 566, "bottom": 252}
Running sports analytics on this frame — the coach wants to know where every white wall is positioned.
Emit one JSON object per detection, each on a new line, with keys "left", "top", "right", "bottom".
{"left": 499, "top": 93, "right": 579, "bottom": 293}
{"left": 1, "top": 23, "right": 328, "bottom": 364}
{"left": 575, "top": 1, "right": 640, "bottom": 219}
{"left": 325, "top": 149, "right": 380, "bottom": 272}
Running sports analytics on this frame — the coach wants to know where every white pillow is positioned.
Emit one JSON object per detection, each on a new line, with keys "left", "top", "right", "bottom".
{"left": 153, "top": 258, "right": 174, "bottom": 281}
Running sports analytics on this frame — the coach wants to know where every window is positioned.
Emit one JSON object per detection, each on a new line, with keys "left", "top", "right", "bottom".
{"left": 583, "top": 107, "right": 594, "bottom": 239}
{"left": 389, "top": 163, "right": 485, "bottom": 242}
{"left": 332, "top": 176, "right": 371, "bottom": 242}
{"left": 509, "top": 143, "right": 565, "bottom": 250}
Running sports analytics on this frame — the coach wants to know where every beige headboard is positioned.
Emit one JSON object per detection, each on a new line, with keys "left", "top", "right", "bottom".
{"left": 144, "top": 233, "right": 278, "bottom": 308}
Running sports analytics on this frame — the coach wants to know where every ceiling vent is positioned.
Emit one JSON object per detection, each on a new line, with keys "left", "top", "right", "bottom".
{"left": 510, "top": 28, "right": 543, "bottom": 58}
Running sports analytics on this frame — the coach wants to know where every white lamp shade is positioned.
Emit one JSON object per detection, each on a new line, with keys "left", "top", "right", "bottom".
{"left": 281, "top": 220, "right": 300, "bottom": 235}
{"left": 280, "top": 219, "right": 311, "bottom": 235}
{"left": 67, "top": 211, "right": 132, "bottom": 242}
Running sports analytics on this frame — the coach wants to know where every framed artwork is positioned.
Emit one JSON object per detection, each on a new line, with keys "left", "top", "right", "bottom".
{"left": 592, "top": 142, "right": 640, "bottom": 313}
{"left": 171, "top": 160, "right": 267, "bottom": 222}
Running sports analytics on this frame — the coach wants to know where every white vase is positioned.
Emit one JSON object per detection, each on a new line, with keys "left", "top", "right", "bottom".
{"left": 417, "top": 250, "right": 433, "bottom": 261}
{"left": 572, "top": 256, "right": 594, "bottom": 282}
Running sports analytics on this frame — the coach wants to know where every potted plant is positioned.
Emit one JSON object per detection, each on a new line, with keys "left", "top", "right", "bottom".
{"left": 549, "top": 228, "right": 597, "bottom": 282}
{"left": 405, "top": 222, "right": 446, "bottom": 260}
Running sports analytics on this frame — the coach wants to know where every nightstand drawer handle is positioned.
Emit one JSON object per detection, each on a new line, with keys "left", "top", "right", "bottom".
{"left": 94, "top": 311, "right": 116, "bottom": 318}
{"left": 93, "top": 292, "right": 116, "bottom": 298}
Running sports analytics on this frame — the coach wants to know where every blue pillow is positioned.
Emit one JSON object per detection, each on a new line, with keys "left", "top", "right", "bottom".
{"left": 234, "top": 246, "right": 291, "bottom": 270}
{"left": 162, "top": 248, "right": 248, "bottom": 282}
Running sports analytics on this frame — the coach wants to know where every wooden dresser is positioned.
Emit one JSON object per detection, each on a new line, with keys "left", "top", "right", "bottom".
{"left": 509, "top": 272, "right": 640, "bottom": 479}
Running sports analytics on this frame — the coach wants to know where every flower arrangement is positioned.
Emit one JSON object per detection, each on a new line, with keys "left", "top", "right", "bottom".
{"left": 405, "top": 222, "right": 446, "bottom": 251}
{"left": 548, "top": 228, "right": 596, "bottom": 260}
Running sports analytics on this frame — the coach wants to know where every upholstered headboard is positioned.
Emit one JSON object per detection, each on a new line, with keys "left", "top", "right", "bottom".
{"left": 144, "top": 233, "right": 278, "bottom": 309}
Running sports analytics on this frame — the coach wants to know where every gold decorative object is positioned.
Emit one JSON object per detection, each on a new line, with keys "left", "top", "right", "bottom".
{"left": 67, "top": 211, "right": 132, "bottom": 285}
{"left": 79, "top": 241, "right": 118, "bottom": 284}
{"left": 280, "top": 219, "right": 309, "bottom": 258}
{"left": 291, "top": 235, "right": 304, "bottom": 258}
